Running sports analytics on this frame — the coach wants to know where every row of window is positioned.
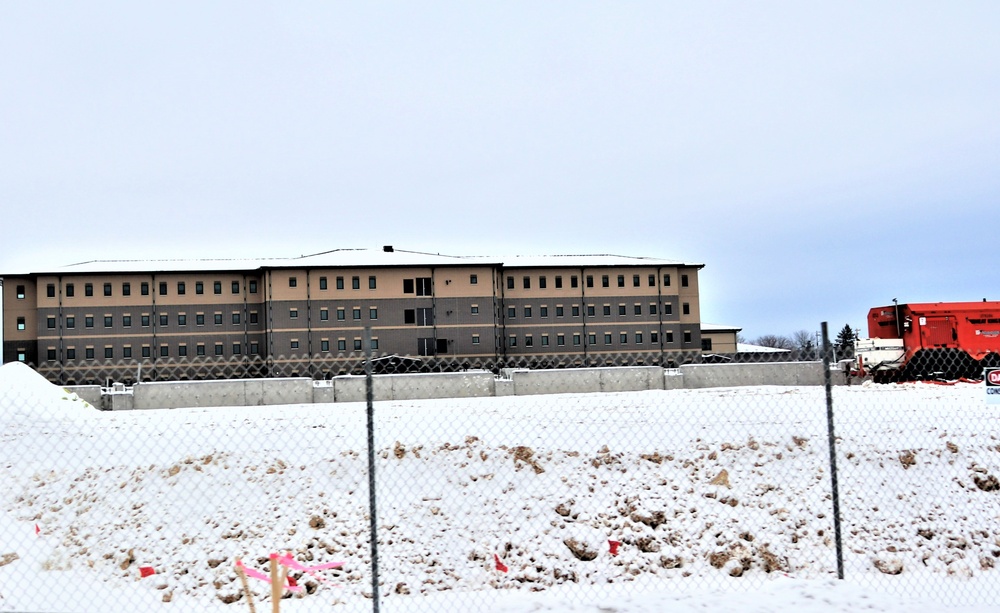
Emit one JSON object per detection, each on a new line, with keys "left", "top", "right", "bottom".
{"left": 43, "top": 280, "right": 258, "bottom": 299}
{"left": 507, "top": 273, "right": 689, "bottom": 291}
{"left": 505, "top": 302, "right": 689, "bottom": 319}
{"left": 43, "top": 311, "right": 262, "bottom": 330}
{"left": 307, "top": 276, "right": 378, "bottom": 290}
{"left": 46, "top": 342, "right": 257, "bottom": 360}
{"left": 507, "top": 330, "right": 689, "bottom": 347}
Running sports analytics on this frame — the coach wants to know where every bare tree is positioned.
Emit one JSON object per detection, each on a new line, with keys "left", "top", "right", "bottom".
{"left": 791, "top": 330, "right": 817, "bottom": 360}
{"left": 752, "top": 334, "right": 794, "bottom": 350}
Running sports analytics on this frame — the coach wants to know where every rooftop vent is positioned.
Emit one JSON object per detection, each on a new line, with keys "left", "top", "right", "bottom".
{"left": 383, "top": 245, "right": 394, "bottom": 252}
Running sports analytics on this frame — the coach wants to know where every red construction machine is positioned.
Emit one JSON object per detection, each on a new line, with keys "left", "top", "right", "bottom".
{"left": 854, "top": 301, "right": 1000, "bottom": 381}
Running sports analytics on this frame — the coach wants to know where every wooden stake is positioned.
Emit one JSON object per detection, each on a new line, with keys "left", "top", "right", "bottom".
{"left": 270, "top": 554, "right": 281, "bottom": 613}
{"left": 235, "top": 559, "right": 257, "bottom": 613}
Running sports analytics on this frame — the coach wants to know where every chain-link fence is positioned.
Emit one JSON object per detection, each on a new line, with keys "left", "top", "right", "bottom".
{"left": 1, "top": 329, "right": 998, "bottom": 612}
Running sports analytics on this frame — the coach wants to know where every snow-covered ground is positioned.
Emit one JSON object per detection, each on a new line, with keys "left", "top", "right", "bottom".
{"left": 2, "top": 361, "right": 999, "bottom": 612}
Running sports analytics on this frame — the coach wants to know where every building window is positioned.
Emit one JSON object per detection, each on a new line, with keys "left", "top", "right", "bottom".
{"left": 123, "top": 346, "right": 132, "bottom": 358}
{"left": 196, "top": 314, "right": 205, "bottom": 326}
{"left": 337, "top": 308, "right": 345, "bottom": 321}
{"left": 104, "top": 283, "right": 113, "bottom": 296}
{"left": 354, "top": 339, "right": 362, "bottom": 351}
{"left": 289, "top": 309, "right": 298, "bottom": 319}
{"left": 702, "top": 338, "right": 713, "bottom": 351}
{"left": 636, "top": 332, "right": 643, "bottom": 344}
{"left": 648, "top": 274, "right": 655, "bottom": 287}
{"left": 684, "top": 331, "right": 692, "bottom": 343}
{"left": 104, "top": 316, "right": 113, "bottom": 328}
{"left": 618, "top": 275, "right": 625, "bottom": 287}
{"left": 158, "top": 282, "right": 167, "bottom": 296}
{"left": 232, "top": 343, "right": 242, "bottom": 355}
{"left": 683, "top": 303, "right": 690, "bottom": 315}
{"left": 525, "top": 335, "right": 533, "bottom": 347}
{"left": 159, "top": 314, "right": 168, "bottom": 326}
{"left": 634, "top": 304, "right": 642, "bottom": 315}
{"left": 211, "top": 281, "right": 220, "bottom": 294}
{"left": 66, "top": 283, "right": 75, "bottom": 297}
{"left": 249, "top": 311, "right": 258, "bottom": 324}
{"left": 570, "top": 275, "right": 578, "bottom": 288}
{"left": 556, "top": 306, "right": 564, "bottom": 317}
{"left": 214, "top": 313, "right": 223, "bottom": 325}
{"left": 472, "top": 334, "right": 480, "bottom": 345}
{"left": 620, "top": 333, "right": 628, "bottom": 344}
{"left": 85, "top": 283, "right": 94, "bottom": 297}
{"left": 249, "top": 280, "right": 258, "bottom": 293}
{"left": 602, "top": 275, "right": 610, "bottom": 288}
{"left": 589, "top": 333, "right": 597, "bottom": 345}
{"left": 215, "top": 343, "right": 224, "bottom": 356}
{"left": 196, "top": 281, "right": 204, "bottom": 294}
{"left": 540, "top": 306, "right": 548, "bottom": 318}
{"left": 178, "top": 314, "right": 187, "bottom": 326}
{"left": 15, "top": 285, "right": 25, "bottom": 299}
{"left": 232, "top": 313, "right": 241, "bottom": 324}
{"left": 336, "top": 276, "right": 345, "bottom": 290}
{"left": 352, "top": 308, "right": 361, "bottom": 320}
{"left": 507, "top": 306, "right": 516, "bottom": 319}
{"left": 85, "top": 316, "right": 94, "bottom": 328}
{"left": 232, "top": 281, "right": 240, "bottom": 294}
{"left": 605, "top": 333, "right": 612, "bottom": 345}
{"left": 633, "top": 275, "right": 640, "bottom": 287}
{"left": 320, "top": 308, "right": 329, "bottom": 321}
{"left": 369, "top": 307, "right": 378, "bottom": 320}
{"left": 160, "top": 345, "right": 169, "bottom": 357}
{"left": 470, "top": 274, "right": 478, "bottom": 285}
{"left": 471, "top": 305, "right": 479, "bottom": 315}
{"left": 196, "top": 344, "right": 206, "bottom": 356}
{"left": 555, "top": 276, "right": 563, "bottom": 289}
{"left": 572, "top": 305, "right": 580, "bottom": 317}
{"left": 86, "top": 347, "right": 95, "bottom": 360}
{"left": 509, "top": 335, "right": 517, "bottom": 347}
{"left": 18, "top": 317, "right": 27, "bottom": 331}
{"left": 352, "top": 276, "right": 360, "bottom": 290}
{"left": 66, "top": 348, "right": 76, "bottom": 360}
{"left": 573, "top": 333, "right": 581, "bottom": 346}
{"left": 539, "top": 276, "right": 547, "bottom": 289}
{"left": 682, "top": 274, "right": 689, "bottom": 287}
{"left": 663, "top": 274, "right": 671, "bottom": 287}
{"left": 289, "top": 277, "right": 297, "bottom": 288}
{"left": 369, "top": 276, "right": 376, "bottom": 289}
{"left": 416, "top": 278, "right": 431, "bottom": 296}
{"left": 315, "top": 276, "right": 326, "bottom": 290}
{"left": 523, "top": 306, "right": 532, "bottom": 318}
{"left": 666, "top": 332, "right": 674, "bottom": 343}
{"left": 178, "top": 345, "right": 187, "bottom": 357}
{"left": 618, "top": 304, "right": 626, "bottom": 316}
{"left": 541, "top": 334, "right": 549, "bottom": 346}
{"left": 371, "top": 338, "right": 379, "bottom": 351}
{"left": 589, "top": 305, "right": 597, "bottom": 317}
{"left": 557, "top": 334, "right": 565, "bottom": 346}
{"left": 523, "top": 276, "right": 530, "bottom": 289}
{"left": 105, "top": 347, "right": 115, "bottom": 359}
{"left": 650, "top": 304, "right": 658, "bottom": 315}
{"left": 177, "top": 282, "right": 185, "bottom": 295}
{"left": 338, "top": 340, "right": 347, "bottom": 351}
{"left": 664, "top": 303, "right": 673, "bottom": 315}
{"left": 47, "top": 284, "right": 56, "bottom": 298}
{"left": 44, "top": 316, "right": 56, "bottom": 329}
{"left": 66, "top": 316, "right": 75, "bottom": 328}
{"left": 586, "top": 275, "right": 593, "bottom": 288}
{"left": 506, "top": 277, "right": 514, "bottom": 290}
{"left": 321, "top": 340, "right": 330, "bottom": 352}
{"left": 142, "top": 346, "right": 151, "bottom": 358}
{"left": 122, "top": 315, "right": 131, "bottom": 327}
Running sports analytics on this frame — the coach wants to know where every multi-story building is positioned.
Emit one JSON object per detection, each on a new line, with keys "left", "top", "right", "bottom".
{"left": 1, "top": 248, "right": 706, "bottom": 383}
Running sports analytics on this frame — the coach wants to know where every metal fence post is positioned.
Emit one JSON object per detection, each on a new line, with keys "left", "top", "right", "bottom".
{"left": 364, "top": 326, "right": 381, "bottom": 612}
{"left": 822, "top": 321, "right": 844, "bottom": 579}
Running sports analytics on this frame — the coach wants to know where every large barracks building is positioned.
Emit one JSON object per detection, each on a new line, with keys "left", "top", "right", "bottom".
{"left": 1, "top": 247, "right": 708, "bottom": 383}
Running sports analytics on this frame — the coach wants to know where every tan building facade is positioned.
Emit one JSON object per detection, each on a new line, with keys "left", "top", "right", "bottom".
{"left": 2, "top": 249, "right": 706, "bottom": 383}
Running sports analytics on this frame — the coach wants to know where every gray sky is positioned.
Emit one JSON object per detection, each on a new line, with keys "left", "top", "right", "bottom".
{"left": 2, "top": 2, "right": 998, "bottom": 341}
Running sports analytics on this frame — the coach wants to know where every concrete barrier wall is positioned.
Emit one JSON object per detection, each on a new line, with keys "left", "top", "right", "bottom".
{"left": 64, "top": 385, "right": 102, "bottom": 407}
{"left": 102, "top": 362, "right": 836, "bottom": 410}
{"left": 680, "top": 361, "right": 825, "bottom": 388}
{"left": 132, "top": 378, "right": 313, "bottom": 409}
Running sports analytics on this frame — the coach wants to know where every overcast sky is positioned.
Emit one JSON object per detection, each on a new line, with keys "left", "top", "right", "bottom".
{"left": 2, "top": 2, "right": 998, "bottom": 341}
